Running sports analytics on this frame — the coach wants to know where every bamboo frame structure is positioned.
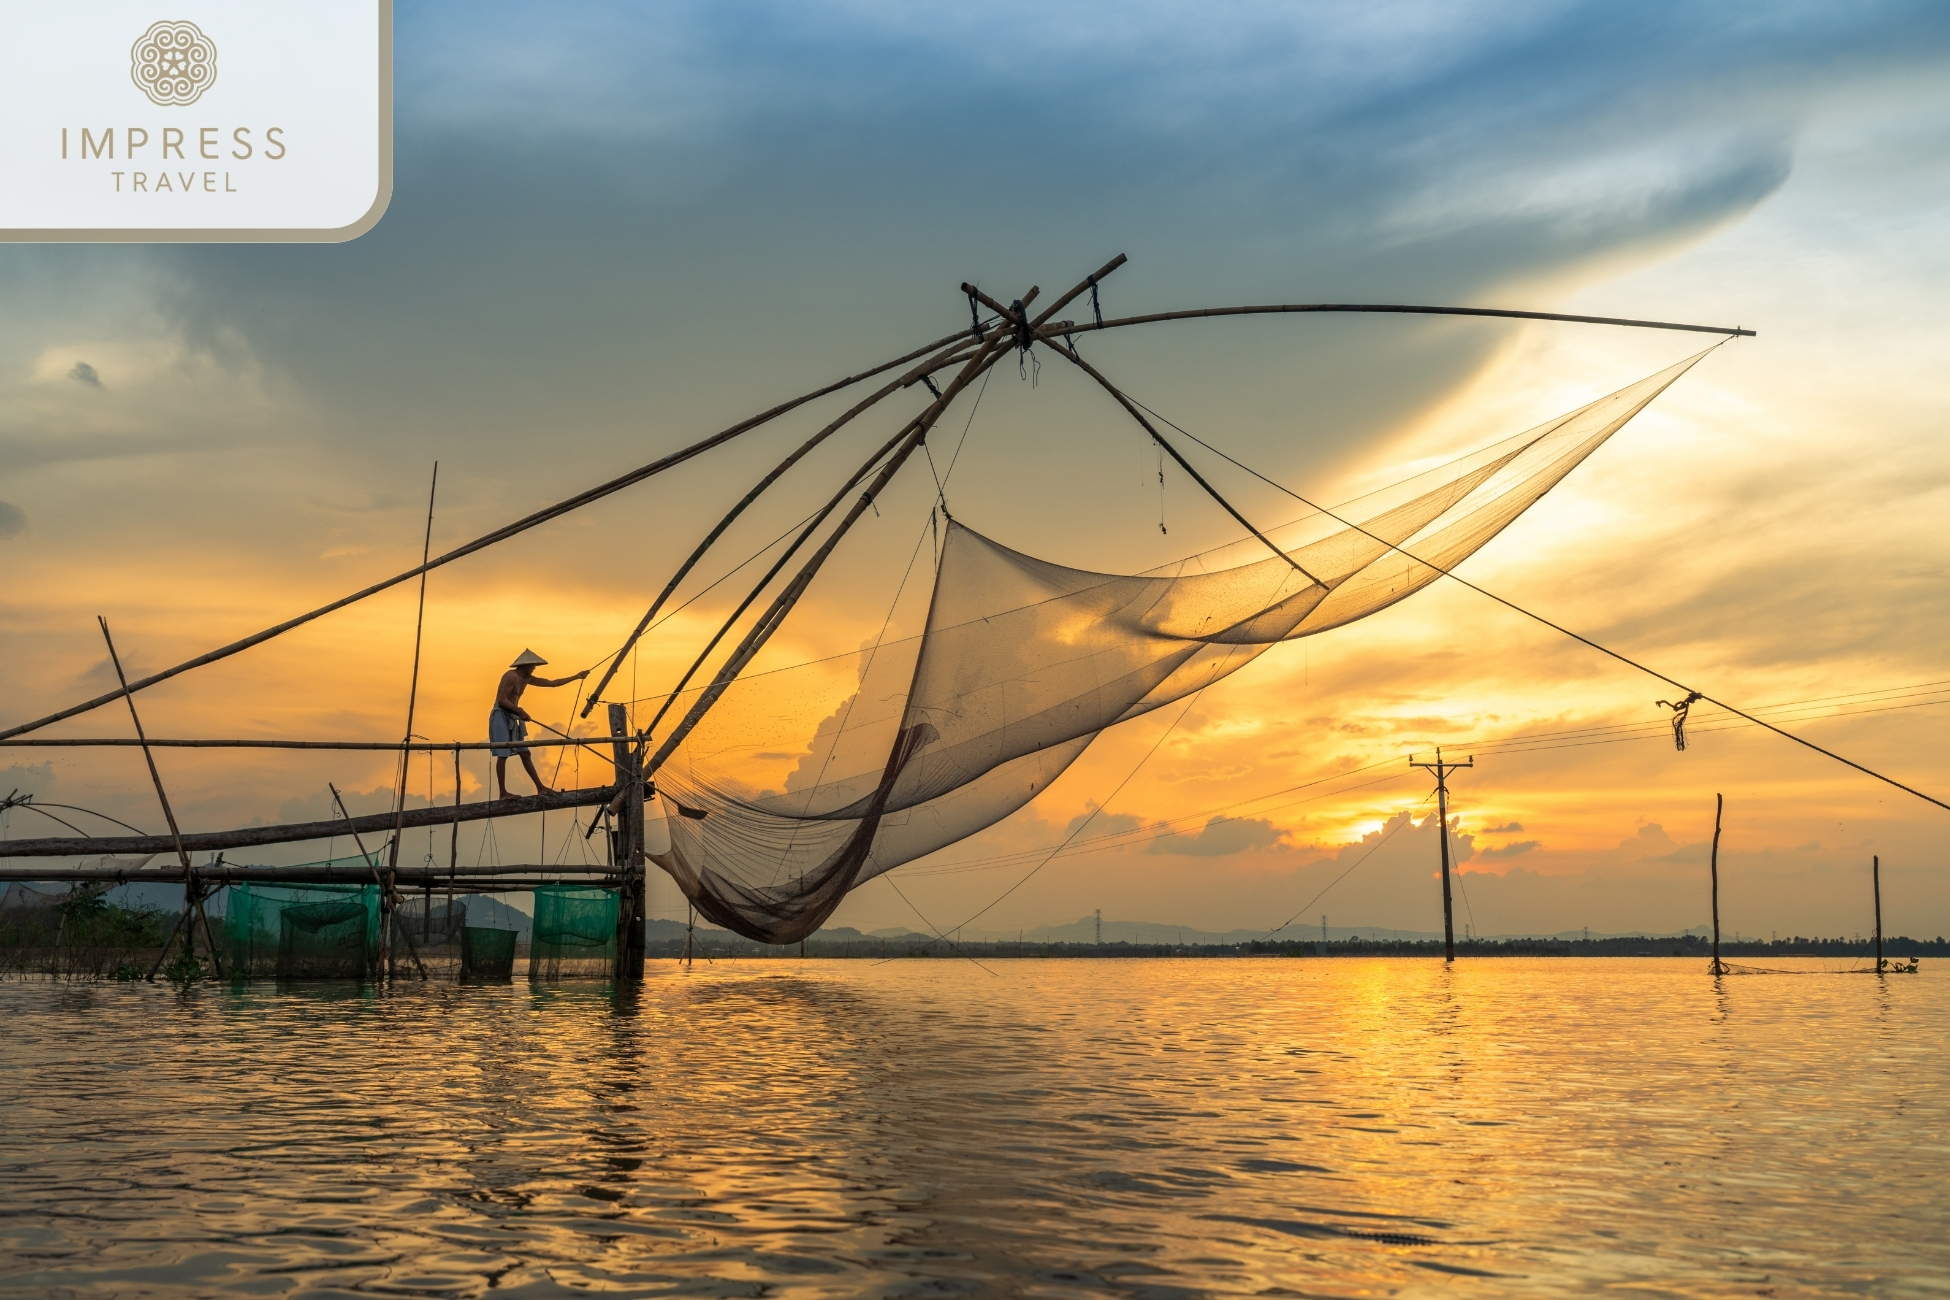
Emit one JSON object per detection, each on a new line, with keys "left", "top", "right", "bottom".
{"left": 13, "top": 254, "right": 1843, "bottom": 982}
{"left": 580, "top": 320, "right": 1008, "bottom": 718}
{"left": 643, "top": 277, "right": 1044, "bottom": 777}
{"left": 0, "top": 786, "right": 615, "bottom": 858}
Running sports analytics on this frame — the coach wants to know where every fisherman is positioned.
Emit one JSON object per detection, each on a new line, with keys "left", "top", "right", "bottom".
{"left": 491, "top": 649, "right": 588, "bottom": 797}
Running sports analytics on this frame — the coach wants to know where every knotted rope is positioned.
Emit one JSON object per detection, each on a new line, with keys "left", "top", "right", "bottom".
{"left": 1657, "top": 690, "right": 1705, "bottom": 750}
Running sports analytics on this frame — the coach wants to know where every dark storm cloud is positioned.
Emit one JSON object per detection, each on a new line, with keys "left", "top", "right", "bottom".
{"left": 0, "top": 500, "right": 25, "bottom": 539}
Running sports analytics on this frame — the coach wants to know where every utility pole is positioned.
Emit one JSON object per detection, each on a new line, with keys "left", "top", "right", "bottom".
{"left": 1873, "top": 854, "right": 1883, "bottom": 974}
{"left": 1409, "top": 748, "right": 1473, "bottom": 963}
{"left": 1321, "top": 915, "right": 1327, "bottom": 944}
{"left": 1094, "top": 908, "right": 1102, "bottom": 947}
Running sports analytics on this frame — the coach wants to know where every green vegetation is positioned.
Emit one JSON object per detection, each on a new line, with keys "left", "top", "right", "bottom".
{"left": 0, "top": 885, "right": 176, "bottom": 980}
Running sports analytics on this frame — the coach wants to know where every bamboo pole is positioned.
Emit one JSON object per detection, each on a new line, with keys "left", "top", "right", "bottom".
{"left": 386, "top": 464, "right": 439, "bottom": 936}
{"left": 99, "top": 619, "right": 223, "bottom": 982}
{"left": 629, "top": 279, "right": 1079, "bottom": 747}
{"left": 0, "top": 327, "right": 982, "bottom": 745}
{"left": 635, "top": 419, "right": 920, "bottom": 742}
{"left": 645, "top": 290, "right": 1036, "bottom": 777}
{"left": 329, "top": 783, "right": 426, "bottom": 980}
{"left": 0, "top": 785, "right": 615, "bottom": 859}
{"left": 0, "top": 863, "right": 616, "bottom": 884}
{"left": 0, "top": 737, "right": 615, "bottom": 751}
{"left": 582, "top": 326, "right": 1003, "bottom": 718}
{"left": 1043, "top": 302, "right": 1754, "bottom": 340}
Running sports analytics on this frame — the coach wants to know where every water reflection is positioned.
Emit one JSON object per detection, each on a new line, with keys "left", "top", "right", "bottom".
{"left": 0, "top": 959, "right": 1942, "bottom": 1297}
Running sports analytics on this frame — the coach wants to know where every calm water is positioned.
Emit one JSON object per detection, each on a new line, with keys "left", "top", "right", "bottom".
{"left": 0, "top": 959, "right": 1942, "bottom": 1299}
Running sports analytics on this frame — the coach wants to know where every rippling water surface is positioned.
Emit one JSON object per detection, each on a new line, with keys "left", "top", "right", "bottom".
{"left": 1, "top": 959, "right": 1943, "bottom": 1298}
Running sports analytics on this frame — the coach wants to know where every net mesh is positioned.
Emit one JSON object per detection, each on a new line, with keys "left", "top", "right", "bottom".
{"left": 278, "top": 898, "right": 375, "bottom": 980}
{"left": 529, "top": 884, "right": 617, "bottom": 979}
{"left": 651, "top": 352, "right": 1709, "bottom": 944}
{"left": 461, "top": 926, "right": 519, "bottom": 981}
{"left": 391, "top": 896, "right": 468, "bottom": 976}
{"left": 223, "top": 880, "right": 379, "bottom": 979}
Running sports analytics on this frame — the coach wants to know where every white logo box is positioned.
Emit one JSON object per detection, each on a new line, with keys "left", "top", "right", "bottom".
{"left": 0, "top": 1, "right": 391, "bottom": 242}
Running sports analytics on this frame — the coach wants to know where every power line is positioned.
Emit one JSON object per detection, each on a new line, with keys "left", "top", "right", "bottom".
{"left": 1124, "top": 391, "right": 1950, "bottom": 814}
{"left": 892, "top": 673, "right": 1950, "bottom": 882}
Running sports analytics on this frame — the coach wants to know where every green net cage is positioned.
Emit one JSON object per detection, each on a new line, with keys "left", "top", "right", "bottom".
{"left": 278, "top": 898, "right": 375, "bottom": 980}
{"left": 221, "top": 877, "right": 379, "bottom": 980}
{"left": 391, "top": 896, "right": 468, "bottom": 977}
{"left": 529, "top": 884, "right": 618, "bottom": 980}
{"left": 461, "top": 926, "right": 518, "bottom": 981}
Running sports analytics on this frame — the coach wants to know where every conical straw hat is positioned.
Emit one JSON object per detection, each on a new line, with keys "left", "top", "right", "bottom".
{"left": 511, "top": 649, "right": 548, "bottom": 667}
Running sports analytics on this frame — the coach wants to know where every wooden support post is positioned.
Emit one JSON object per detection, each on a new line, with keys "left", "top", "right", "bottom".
{"left": 1709, "top": 793, "right": 1725, "bottom": 976}
{"left": 609, "top": 704, "right": 643, "bottom": 981}
{"left": 449, "top": 744, "right": 461, "bottom": 924}
{"left": 628, "top": 749, "right": 647, "bottom": 979}
{"left": 1873, "top": 853, "right": 1883, "bottom": 974}
{"left": 329, "top": 783, "right": 427, "bottom": 981}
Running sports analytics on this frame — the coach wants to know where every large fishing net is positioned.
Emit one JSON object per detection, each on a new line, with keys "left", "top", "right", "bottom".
{"left": 649, "top": 352, "right": 1709, "bottom": 943}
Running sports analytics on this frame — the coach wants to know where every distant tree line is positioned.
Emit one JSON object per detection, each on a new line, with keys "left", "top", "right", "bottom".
{"left": 643, "top": 932, "right": 1948, "bottom": 960}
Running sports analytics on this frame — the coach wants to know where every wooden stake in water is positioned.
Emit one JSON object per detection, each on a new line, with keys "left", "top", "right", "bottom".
{"left": 1709, "top": 793, "right": 1726, "bottom": 976}
{"left": 1873, "top": 854, "right": 1883, "bottom": 974}
{"left": 101, "top": 618, "right": 222, "bottom": 982}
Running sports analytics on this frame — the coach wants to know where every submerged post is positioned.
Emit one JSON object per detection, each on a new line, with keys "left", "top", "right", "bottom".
{"left": 608, "top": 705, "right": 646, "bottom": 980}
{"left": 1709, "top": 793, "right": 1725, "bottom": 976}
{"left": 449, "top": 744, "right": 461, "bottom": 920}
{"left": 1410, "top": 748, "right": 1473, "bottom": 963}
{"left": 1873, "top": 854, "right": 1883, "bottom": 974}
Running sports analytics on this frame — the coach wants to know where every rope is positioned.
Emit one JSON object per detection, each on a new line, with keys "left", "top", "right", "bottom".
{"left": 939, "top": 366, "right": 991, "bottom": 497}
{"left": 1657, "top": 690, "right": 1704, "bottom": 751}
{"left": 882, "top": 873, "right": 997, "bottom": 975}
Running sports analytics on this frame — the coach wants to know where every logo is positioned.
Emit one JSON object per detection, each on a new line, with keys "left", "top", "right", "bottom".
{"left": 131, "top": 20, "right": 218, "bottom": 107}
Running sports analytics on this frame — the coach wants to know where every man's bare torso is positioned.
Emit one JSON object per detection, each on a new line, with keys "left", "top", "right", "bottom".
{"left": 495, "top": 669, "right": 531, "bottom": 717}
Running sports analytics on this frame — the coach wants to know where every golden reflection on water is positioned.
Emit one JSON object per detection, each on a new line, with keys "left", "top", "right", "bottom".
{"left": 0, "top": 958, "right": 1943, "bottom": 1298}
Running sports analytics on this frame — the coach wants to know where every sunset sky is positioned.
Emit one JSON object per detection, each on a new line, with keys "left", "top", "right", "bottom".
{"left": 4, "top": 2, "right": 1949, "bottom": 942}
